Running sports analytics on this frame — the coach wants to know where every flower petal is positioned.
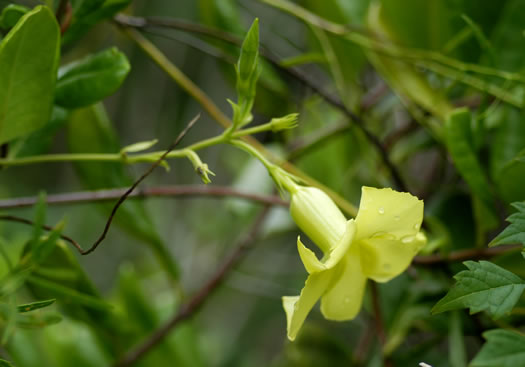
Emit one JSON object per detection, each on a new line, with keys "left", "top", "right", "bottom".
{"left": 355, "top": 187, "right": 424, "bottom": 240}
{"left": 320, "top": 246, "right": 367, "bottom": 321}
{"left": 360, "top": 232, "right": 427, "bottom": 282}
{"left": 283, "top": 271, "right": 335, "bottom": 341}
{"left": 297, "top": 220, "right": 357, "bottom": 274}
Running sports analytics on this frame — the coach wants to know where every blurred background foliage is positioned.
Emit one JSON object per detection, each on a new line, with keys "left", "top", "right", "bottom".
{"left": 0, "top": 0, "right": 525, "bottom": 366}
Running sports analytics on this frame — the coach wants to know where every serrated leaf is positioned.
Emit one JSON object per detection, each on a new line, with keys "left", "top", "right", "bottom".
{"left": 0, "top": 5, "right": 60, "bottom": 144}
{"left": 471, "top": 329, "right": 525, "bottom": 367}
{"left": 55, "top": 47, "right": 131, "bottom": 108}
{"left": 120, "top": 139, "right": 158, "bottom": 154}
{"left": 17, "top": 299, "right": 55, "bottom": 313}
{"left": 432, "top": 261, "right": 525, "bottom": 319}
{"left": 490, "top": 202, "right": 525, "bottom": 247}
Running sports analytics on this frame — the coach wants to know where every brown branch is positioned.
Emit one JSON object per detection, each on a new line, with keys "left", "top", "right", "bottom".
{"left": 413, "top": 244, "right": 521, "bottom": 265}
{"left": 0, "top": 185, "right": 287, "bottom": 209}
{"left": 55, "top": 0, "right": 72, "bottom": 35}
{"left": 113, "top": 14, "right": 408, "bottom": 192}
{"left": 113, "top": 206, "right": 271, "bottom": 367}
{"left": 369, "top": 282, "right": 393, "bottom": 367}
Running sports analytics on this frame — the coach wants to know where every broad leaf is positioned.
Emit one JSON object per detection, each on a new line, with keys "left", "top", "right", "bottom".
{"left": 432, "top": 261, "right": 525, "bottom": 319}
{"left": 0, "top": 4, "right": 29, "bottom": 29}
{"left": 0, "top": 5, "right": 60, "bottom": 144}
{"left": 0, "top": 359, "right": 14, "bottom": 367}
{"left": 55, "top": 47, "right": 131, "bottom": 108}
{"left": 471, "top": 329, "right": 525, "bottom": 367}
{"left": 490, "top": 202, "right": 525, "bottom": 247}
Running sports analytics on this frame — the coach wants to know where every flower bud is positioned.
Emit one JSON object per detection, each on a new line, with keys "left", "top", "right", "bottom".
{"left": 290, "top": 186, "right": 347, "bottom": 252}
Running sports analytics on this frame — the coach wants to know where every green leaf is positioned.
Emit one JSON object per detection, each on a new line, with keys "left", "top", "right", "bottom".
{"left": 63, "top": 0, "right": 132, "bottom": 46}
{"left": 67, "top": 104, "right": 179, "bottom": 280}
{"left": 17, "top": 299, "right": 55, "bottom": 313}
{"left": 471, "top": 329, "right": 525, "bottom": 367}
{"left": 120, "top": 139, "right": 158, "bottom": 154}
{"left": 233, "top": 18, "right": 260, "bottom": 128}
{"left": 0, "top": 359, "right": 14, "bottom": 367}
{"left": 8, "top": 106, "right": 69, "bottom": 158}
{"left": 432, "top": 261, "right": 525, "bottom": 319}
{"left": 0, "top": 5, "right": 60, "bottom": 144}
{"left": 490, "top": 202, "right": 525, "bottom": 247}
{"left": 0, "top": 4, "right": 29, "bottom": 29}
{"left": 55, "top": 47, "right": 131, "bottom": 108}
{"left": 446, "top": 108, "right": 494, "bottom": 206}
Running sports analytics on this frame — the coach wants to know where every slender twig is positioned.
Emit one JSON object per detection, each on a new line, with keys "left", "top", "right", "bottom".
{"left": 113, "top": 206, "right": 271, "bottom": 367}
{"left": 55, "top": 0, "right": 72, "bottom": 35}
{"left": 0, "top": 215, "right": 84, "bottom": 253}
{"left": 0, "top": 185, "right": 287, "bottom": 209}
{"left": 413, "top": 244, "right": 521, "bottom": 265}
{"left": 114, "top": 14, "right": 408, "bottom": 192}
{"left": 80, "top": 114, "right": 199, "bottom": 255}
{"left": 0, "top": 115, "right": 199, "bottom": 256}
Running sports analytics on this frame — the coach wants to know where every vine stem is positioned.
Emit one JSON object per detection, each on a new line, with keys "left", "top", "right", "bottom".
{"left": 119, "top": 25, "right": 359, "bottom": 216}
{"left": 113, "top": 206, "right": 271, "bottom": 367}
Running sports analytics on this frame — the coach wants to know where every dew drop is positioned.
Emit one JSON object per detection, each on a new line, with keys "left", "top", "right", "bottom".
{"left": 394, "top": 215, "right": 400, "bottom": 221}
{"left": 383, "top": 263, "right": 391, "bottom": 271}
{"left": 378, "top": 207, "right": 385, "bottom": 214}
{"left": 414, "top": 223, "right": 420, "bottom": 230}
{"left": 344, "top": 297, "right": 351, "bottom": 304}
{"left": 402, "top": 235, "right": 415, "bottom": 243}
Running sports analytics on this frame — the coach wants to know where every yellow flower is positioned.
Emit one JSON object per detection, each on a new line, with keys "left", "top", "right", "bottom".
{"left": 283, "top": 185, "right": 426, "bottom": 341}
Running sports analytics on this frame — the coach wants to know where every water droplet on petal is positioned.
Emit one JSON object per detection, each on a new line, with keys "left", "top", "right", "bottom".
{"left": 402, "top": 235, "right": 415, "bottom": 243}
{"left": 372, "top": 231, "right": 386, "bottom": 238}
{"left": 394, "top": 215, "right": 400, "bottom": 221}
{"left": 378, "top": 207, "right": 385, "bottom": 214}
{"left": 414, "top": 223, "right": 420, "bottom": 230}
{"left": 344, "top": 297, "right": 351, "bottom": 304}
{"left": 383, "top": 263, "right": 391, "bottom": 271}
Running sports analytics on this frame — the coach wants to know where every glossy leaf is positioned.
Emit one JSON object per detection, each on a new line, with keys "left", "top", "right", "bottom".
{"left": 489, "top": 202, "right": 525, "bottom": 247}
{"left": 8, "top": 106, "right": 68, "bottom": 158}
{"left": 471, "top": 329, "right": 525, "bottom": 367}
{"left": 0, "top": 4, "right": 29, "bottom": 29}
{"left": 55, "top": 48, "right": 131, "bottom": 108}
{"left": 432, "top": 261, "right": 525, "bottom": 319}
{"left": 0, "top": 5, "right": 60, "bottom": 144}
